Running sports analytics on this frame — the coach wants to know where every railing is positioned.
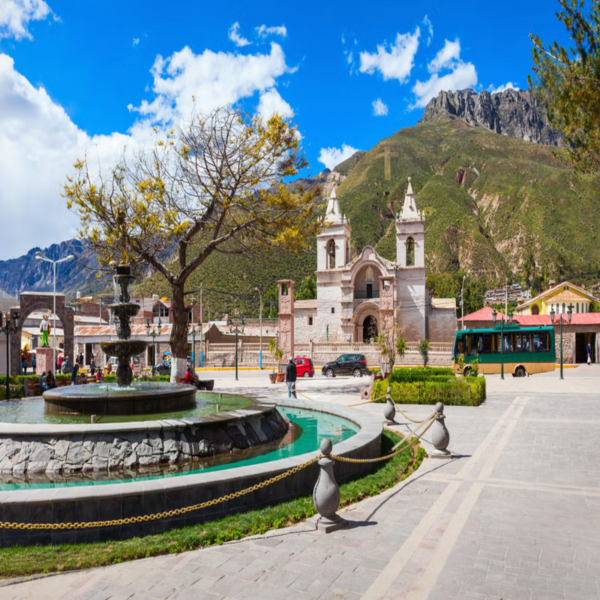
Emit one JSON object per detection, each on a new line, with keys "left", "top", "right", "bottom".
{"left": 353, "top": 289, "right": 380, "bottom": 300}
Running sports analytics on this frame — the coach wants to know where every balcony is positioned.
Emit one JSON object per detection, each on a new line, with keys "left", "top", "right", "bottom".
{"left": 353, "top": 289, "right": 380, "bottom": 300}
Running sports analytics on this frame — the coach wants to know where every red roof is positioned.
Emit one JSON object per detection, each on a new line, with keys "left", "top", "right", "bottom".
{"left": 461, "top": 308, "right": 600, "bottom": 326}
{"left": 462, "top": 306, "right": 508, "bottom": 322}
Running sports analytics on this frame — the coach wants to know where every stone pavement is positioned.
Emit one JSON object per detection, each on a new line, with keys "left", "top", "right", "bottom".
{"left": 3, "top": 367, "right": 600, "bottom": 600}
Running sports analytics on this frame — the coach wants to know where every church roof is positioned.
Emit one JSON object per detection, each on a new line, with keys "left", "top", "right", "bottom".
{"left": 324, "top": 187, "right": 347, "bottom": 225}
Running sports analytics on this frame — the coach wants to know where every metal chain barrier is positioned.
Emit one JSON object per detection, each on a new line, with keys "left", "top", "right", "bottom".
{"left": 0, "top": 457, "right": 319, "bottom": 531}
{"left": 332, "top": 411, "right": 438, "bottom": 464}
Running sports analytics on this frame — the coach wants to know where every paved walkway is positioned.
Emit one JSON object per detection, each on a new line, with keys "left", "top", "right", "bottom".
{"left": 3, "top": 368, "right": 600, "bottom": 600}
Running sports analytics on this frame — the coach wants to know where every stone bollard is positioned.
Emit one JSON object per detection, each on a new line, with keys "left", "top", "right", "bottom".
{"left": 307, "top": 438, "right": 348, "bottom": 533}
{"left": 383, "top": 386, "right": 396, "bottom": 424}
{"left": 429, "top": 401, "right": 451, "bottom": 458}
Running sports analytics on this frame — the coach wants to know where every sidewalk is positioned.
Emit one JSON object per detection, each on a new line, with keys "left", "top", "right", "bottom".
{"left": 3, "top": 369, "right": 600, "bottom": 599}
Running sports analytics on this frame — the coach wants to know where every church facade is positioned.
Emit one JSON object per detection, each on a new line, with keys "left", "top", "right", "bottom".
{"left": 294, "top": 179, "right": 456, "bottom": 344}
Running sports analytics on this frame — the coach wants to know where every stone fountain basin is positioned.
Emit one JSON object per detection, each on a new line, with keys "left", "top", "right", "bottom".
{"left": 99, "top": 339, "right": 148, "bottom": 358}
{"left": 43, "top": 382, "right": 197, "bottom": 416}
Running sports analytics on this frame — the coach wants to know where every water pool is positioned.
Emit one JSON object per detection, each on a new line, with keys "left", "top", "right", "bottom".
{"left": 0, "top": 406, "right": 359, "bottom": 491}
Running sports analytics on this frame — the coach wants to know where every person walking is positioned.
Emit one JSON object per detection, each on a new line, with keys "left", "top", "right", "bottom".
{"left": 90, "top": 358, "right": 96, "bottom": 377}
{"left": 62, "top": 356, "right": 70, "bottom": 375}
{"left": 587, "top": 342, "right": 592, "bottom": 365}
{"left": 71, "top": 361, "right": 79, "bottom": 386}
{"left": 32, "top": 354, "right": 36, "bottom": 373}
{"left": 21, "top": 355, "right": 27, "bottom": 375}
{"left": 285, "top": 356, "right": 297, "bottom": 399}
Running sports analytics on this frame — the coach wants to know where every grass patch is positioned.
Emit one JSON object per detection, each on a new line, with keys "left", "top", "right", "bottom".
{"left": 0, "top": 430, "right": 425, "bottom": 579}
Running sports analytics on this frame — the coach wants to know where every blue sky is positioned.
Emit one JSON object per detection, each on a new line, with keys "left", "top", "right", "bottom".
{"left": 0, "top": 0, "right": 570, "bottom": 259}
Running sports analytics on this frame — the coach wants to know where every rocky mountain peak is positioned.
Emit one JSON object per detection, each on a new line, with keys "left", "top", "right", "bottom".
{"left": 420, "top": 88, "right": 563, "bottom": 147}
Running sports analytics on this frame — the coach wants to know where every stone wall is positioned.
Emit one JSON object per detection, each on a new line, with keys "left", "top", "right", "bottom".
{"left": 429, "top": 307, "right": 458, "bottom": 343}
{"left": 0, "top": 407, "right": 288, "bottom": 476}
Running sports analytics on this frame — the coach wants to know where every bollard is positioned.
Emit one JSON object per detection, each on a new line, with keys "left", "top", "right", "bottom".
{"left": 307, "top": 438, "right": 348, "bottom": 533}
{"left": 91, "top": 415, "right": 97, "bottom": 424}
{"left": 429, "top": 401, "right": 451, "bottom": 458}
{"left": 383, "top": 386, "right": 396, "bottom": 424}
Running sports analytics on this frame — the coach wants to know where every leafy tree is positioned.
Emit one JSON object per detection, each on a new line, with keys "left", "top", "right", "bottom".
{"left": 376, "top": 308, "right": 406, "bottom": 372}
{"left": 530, "top": 0, "right": 600, "bottom": 173}
{"left": 295, "top": 276, "right": 317, "bottom": 300}
{"left": 65, "top": 106, "right": 320, "bottom": 378}
{"left": 419, "top": 339, "right": 430, "bottom": 368}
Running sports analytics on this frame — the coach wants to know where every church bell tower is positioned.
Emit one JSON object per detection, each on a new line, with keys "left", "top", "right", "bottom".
{"left": 317, "top": 187, "right": 352, "bottom": 271}
{"left": 396, "top": 177, "right": 425, "bottom": 268}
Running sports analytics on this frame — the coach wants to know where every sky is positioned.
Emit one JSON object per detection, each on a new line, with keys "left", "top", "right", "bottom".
{"left": 0, "top": 0, "right": 572, "bottom": 260}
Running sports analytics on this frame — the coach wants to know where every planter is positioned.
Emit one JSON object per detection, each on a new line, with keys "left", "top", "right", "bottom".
{"left": 276, "top": 373, "right": 285, "bottom": 383}
{"left": 269, "top": 373, "right": 277, "bottom": 384}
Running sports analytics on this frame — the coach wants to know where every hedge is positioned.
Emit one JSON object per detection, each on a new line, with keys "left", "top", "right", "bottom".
{"left": 389, "top": 368, "right": 455, "bottom": 384}
{"left": 373, "top": 376, "right": 486, "bottom": 407}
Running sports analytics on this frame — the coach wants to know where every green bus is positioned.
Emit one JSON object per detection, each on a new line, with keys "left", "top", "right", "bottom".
{"left": 452, "top": 324, "right": 556, "bottom": 377}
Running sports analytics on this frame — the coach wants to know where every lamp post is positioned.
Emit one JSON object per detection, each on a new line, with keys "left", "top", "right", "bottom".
{"left": 1, "top": 312, "right": 20, "bottom": 400}
{"left": 461, "top": 275, "right": 466, "bottom": 330}
{"left": 35, "top": 252, "right": 74, "bottom": 371}
{"left": 146, "top": 318, "right": 162, "bottom": 376}
{"left": 229, "top": 316, "right": 245, "bottom": 381}
{"left": 190, "top": 321, "right": 201, "bottom": 371}
{"left": 492, "top": 308, "right": 506, "bottom": 380}
{"left": 254, "top": 287, "right": 263, "bottom": 369}
{"left": 550, "top": 304, "right": 573, "bottom": 380}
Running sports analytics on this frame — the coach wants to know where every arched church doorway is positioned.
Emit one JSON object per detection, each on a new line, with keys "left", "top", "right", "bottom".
{"left": 363, "top": 315, "right": 378, "bottom": 342}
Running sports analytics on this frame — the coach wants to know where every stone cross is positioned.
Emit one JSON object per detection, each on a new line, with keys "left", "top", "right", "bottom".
{"left": 375, "top": 146, "right": 399, "bottom": 181}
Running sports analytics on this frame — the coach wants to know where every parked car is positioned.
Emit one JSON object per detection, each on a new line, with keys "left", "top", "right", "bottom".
{"left": 321, "top": 354, "right": 367, "bottom": 378}
{"left": 107, "top": 356, "right": 143, "bottom": 375}
{"left": 293, "top": 357, "right": 315, "bottom": 378}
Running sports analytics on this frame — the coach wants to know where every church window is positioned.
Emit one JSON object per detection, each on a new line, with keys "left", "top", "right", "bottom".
{"left": 531, "top": 305, "right": 539, "bottom": 316}
{"left": 406, "top": 237, "right": 415, "bottom": 266}
{"left": 308, "top": 316, "right": 313, "bottom": 325}
{"left": 346, "top": 242, "right": 350, "bottom": 265}
{"left": 331, "top": 307, "right": 335, "bottom": 314}
{"left": 327, "top": 240, "right": 336, "bottom": 269}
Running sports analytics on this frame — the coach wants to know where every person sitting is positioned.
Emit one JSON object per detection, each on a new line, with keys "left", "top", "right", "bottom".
{"left": 46, "top": 370, "right": 57, "bottom": 390}
{"left": 71, "top": 362, "right": 79, "bottom": 386}
{"left": 39, "top": 371, "right": 48, "bottom": 392}
{"left": 95, "top": 370, "right": 104, "bottom": 382}
{"left": 184, "top": 365, "right": 198, "bottom": 387}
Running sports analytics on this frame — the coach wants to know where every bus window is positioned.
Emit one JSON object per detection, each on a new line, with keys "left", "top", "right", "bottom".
{"left": 455, "top": 338, "right": 464, "bottom": 356}
{"left": 503, "top": 334, "right": 513, "bottom": 353}
{"left": 466, "top": 335, "right": 472, "bottom": 356}
{"left": 533, "top": 332, "right": 549, "bottom": 351}
{"left": 479, "top": 334, "right": 492, "bottom": 353}
{"left": 515, "top": 333, "right": 530, "bottom": 352}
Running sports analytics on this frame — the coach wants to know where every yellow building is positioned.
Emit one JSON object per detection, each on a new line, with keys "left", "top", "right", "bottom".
{"left": 515, "top": 281, "right": 598, "bottom": 316}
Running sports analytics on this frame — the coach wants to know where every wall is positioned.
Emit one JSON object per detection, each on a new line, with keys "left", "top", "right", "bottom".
{"left": 294, "top": 308, "right": 317, "bottom": 344}
{"left": 429, "top": 307, "right": 458, "bottom": 343}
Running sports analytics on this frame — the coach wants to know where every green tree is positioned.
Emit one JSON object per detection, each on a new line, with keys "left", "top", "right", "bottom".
{"left": 419, "top": 339, "right": 430, "bottom": 368}
{"left": 295, "top": 276, "right": 317, "bottom": 300}
{"left": 530, "top": 0, "right": 600, "bottom": 173}
{"left": 65, "top": 106, "right": 320, "bottom": 378}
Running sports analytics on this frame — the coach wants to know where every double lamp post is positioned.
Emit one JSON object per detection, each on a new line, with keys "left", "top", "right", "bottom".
{"left": 550, "top": 303, "right": 573, "bottom": 380}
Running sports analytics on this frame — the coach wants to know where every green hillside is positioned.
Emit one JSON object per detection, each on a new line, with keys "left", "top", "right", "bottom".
{"left": 136, "top": 117, "right": 600, "bottom": 316}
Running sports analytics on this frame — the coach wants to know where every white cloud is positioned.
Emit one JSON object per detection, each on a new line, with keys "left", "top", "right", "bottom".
{"left": 0, "top": 38, "right": 295, "bottom": 259}
{"left": 257, "top": 87, "right": 293, "bottom": 119}
{"left": 488, "top": 81, "right": 519, "bottom": 94}
{"left": 228, "top": 22, "right": 251, "bottom": 47}
{"left": 428, "top": 39, "right": 460, "bottom": 73}
{"left": 318, "top": 144, "right": 359, "bottom": 170}
{"left": 411, "top": 39, "right": 477, "bottom": 108}
{"left": 423, "top": 15, "right": 433, "bottom": 46}
{"left": 130, "top": 43, "right": 291, "bottom": 123}
{"left": 372, "top": 98, "right": 388, "bottom": 116}
{"left": 0, "top": 0, "right": 51, "bottom": 40}
{"left": 132, "top": 37, "right": 140, "bottom": 46}
{"left": 256, "top": 24, "right": 287, "bottom": 38}
{"left": 359, "top": 28, "right": 420, "bottom": 83}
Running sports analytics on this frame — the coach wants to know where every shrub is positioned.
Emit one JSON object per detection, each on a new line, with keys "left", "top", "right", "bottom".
{"left": 419, "top": 339, "right": 430, "bottom": 367}
{"left": 373, "top": 376, "right": 486, "bottom": 406}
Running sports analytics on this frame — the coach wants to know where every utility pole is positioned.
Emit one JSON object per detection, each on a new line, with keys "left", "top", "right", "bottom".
{"left": 505, "top": 279, "right": 509, "bottom": 319}
{"left": 461, "top": 275, "right": 466, "bottom": 330}
{"left": 199, "top": 284, "right": 204, "bottom": 367}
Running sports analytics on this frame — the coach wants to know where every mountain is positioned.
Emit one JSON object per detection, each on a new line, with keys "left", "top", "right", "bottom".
{"left": 336, "top": 116, "right": 599, "bottom": 286}
{"left": 420, "top": 88, "right": 563, "bottom": 147}
{"left": 0, "top": 239, "right": 104, "bottom": 298}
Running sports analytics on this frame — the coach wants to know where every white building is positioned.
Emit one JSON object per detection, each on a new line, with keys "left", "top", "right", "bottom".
{"left": 294, "top": 179, "right": 456, "bottom": 343}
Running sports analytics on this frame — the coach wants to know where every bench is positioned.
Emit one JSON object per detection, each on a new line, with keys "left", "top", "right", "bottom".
{"left": 23, "top": 380, "right": 41, "bottom": 397}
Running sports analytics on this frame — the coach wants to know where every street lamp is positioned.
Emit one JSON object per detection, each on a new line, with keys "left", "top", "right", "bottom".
{"left": 189, "top": 320, "right": 201, "bottom": 370}
{"left": 254, "top": 287, "right": 263, "bottom": 369}
{"left": 461, "top": 275, "right": 466, "bottom": 330}
{"left": 492, "top": 308, "right": 505, "bottom": 380}
{"left": 1, "top": 312, "right": 20, "bottom": 400}
{"left": 35, "top": 252, "right": 74, "bottom": 371}
{"left": 550, "top": 304, "right": 573, "bottom": 380}
{"left": 146, "top": 318, "right": 162, "bottom": 376}
{"left": 228, "top": 316, "right": 245, "bottom": 381}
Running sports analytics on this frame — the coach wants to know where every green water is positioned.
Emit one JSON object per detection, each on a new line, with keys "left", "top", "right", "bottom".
{"left": 0, "top": 407, "right": 359, "bottom": 491}
{"left": 0, "top": 392, "right": 253, "bottom": 424}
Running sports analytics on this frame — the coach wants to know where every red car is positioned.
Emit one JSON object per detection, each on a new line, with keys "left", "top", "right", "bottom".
{"left": 293, "top": 357, "right": 315, "bottom": 378}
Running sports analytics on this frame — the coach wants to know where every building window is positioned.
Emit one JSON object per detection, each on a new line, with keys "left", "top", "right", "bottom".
{"left": 562, "top": 303, "right": 565, "bottom": 313}
{"left": 531, "top": 305, "right": 539, "bottom": 315}
{"left": 346, "top": 242, "right": 350, "bottom": 265}
{"left": 406, "top": 237, "right": 415, "bottom": 266}
{"left": 308, "top": 316, "right": 313, "bottom": 326}
{"left": 331, "top": 307, "right": 335, "bottom": 314}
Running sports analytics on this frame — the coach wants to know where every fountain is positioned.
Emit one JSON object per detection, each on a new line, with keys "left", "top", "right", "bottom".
{"left": 43, "top": 264, "right": 197, "bottom": 415}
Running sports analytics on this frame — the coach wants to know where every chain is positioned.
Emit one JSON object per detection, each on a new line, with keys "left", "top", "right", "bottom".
{"left": 332, "top": 412, "right": 438, "bottom": 464}
{"left": 392, "top": 405, "right": 437, "bottom": 424}
{"left": 0, "top": 457, "right": 319, "bottom": 531}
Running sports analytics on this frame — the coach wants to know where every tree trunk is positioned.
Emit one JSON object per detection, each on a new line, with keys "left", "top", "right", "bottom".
{"left": 170, "top": 282, "right": 189, "bottom": 381}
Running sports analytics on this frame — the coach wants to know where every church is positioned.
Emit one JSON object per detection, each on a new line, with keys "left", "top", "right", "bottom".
{"left": 293, "top": 179, "right": 457, "bottom": 344}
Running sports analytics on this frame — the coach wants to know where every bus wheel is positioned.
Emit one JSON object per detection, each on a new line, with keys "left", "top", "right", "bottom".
{"left": 463, "top": 366, "right": 472, "bottom": 377}
{"left": 515, "top": 366, "right": 526, "bottom": 378}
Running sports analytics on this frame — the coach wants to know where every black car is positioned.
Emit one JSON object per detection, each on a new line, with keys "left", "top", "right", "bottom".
{"left": 322, "top": 354, "right": 367, "bottom": 378}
